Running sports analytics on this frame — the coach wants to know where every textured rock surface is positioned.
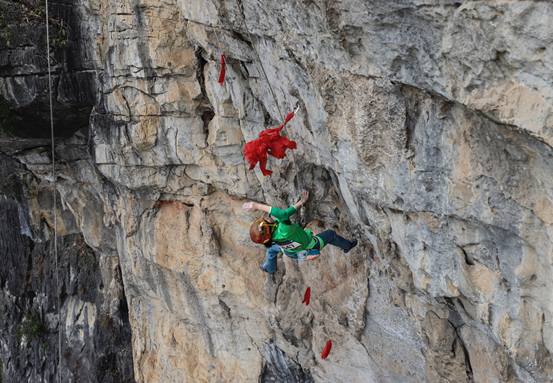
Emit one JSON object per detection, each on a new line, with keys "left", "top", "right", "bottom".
{"left": 2, "top": 0, "right": 553, "bottom": 382}
{"left": 0, "top": 0, "right": 97, "bottom": 153}
{"left": 0, "top": 154, "right": 134, "bottom": 382}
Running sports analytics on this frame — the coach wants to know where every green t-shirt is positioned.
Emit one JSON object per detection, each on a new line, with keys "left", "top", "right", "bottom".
{"left": 270, "top": 206, "right": 314, "bottom": 253}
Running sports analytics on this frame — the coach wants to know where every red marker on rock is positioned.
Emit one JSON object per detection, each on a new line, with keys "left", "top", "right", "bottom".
{"left": 302, "top": 287, "right": 310, "bottom": 306}
{"left": 218, "top": 54, "right": 226, "bottom": 86}
{"left": 321, "top": 340, "right": 332, "bottom": 359}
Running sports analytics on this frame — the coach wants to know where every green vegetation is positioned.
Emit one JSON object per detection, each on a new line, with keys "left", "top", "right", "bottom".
{"left": 0, "top": 0, "right": 20, "bottom": 46}
{"left": 16, "top": 309, "right": 46, "bottom": 341}
{"left": 0, "top": 0, "right": 68, "bottom": 48}
{"left": 49, "top": 24, "right": 67, "bottom": 48}
{"left": 0, "top": 94, "right": 18, "bottom": 137}
{"left": 0, "top": 357, "right": 3, "bottom": 383}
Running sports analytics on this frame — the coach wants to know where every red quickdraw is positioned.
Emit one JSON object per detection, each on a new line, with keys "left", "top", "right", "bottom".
{"left": 218, "top": 54, "right": 226, "bottom": 86}
{"left": 321, "top": 340, "right": 332, "bottom": 359}
{"left": 302, "top": 287, "right": 311, "bottom": 306}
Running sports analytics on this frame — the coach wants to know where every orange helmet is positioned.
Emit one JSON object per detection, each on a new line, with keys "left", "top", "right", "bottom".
{"left": 250, "top": 218, "right": 276, "bottom": 244}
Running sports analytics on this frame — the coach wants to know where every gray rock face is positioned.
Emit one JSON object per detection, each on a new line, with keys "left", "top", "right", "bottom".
{"left": 0, "top": 0, "right": 98, "bottom": 155}
{"left": 0, "top": 153, "right": 134, "bottom": 383}
{"left": 259, "top": 340, "right": 315, "bottom": 383}
{"left": 2, "top": 0, "right": 553, "bottom": 382}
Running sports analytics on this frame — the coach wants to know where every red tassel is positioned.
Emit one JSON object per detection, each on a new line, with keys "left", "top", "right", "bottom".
{"left": 243, "top": 105, "right": 299, "bottom": 176}
{"left": 218, "top": 54, "right": 226, "bottom": 86}
{"left": 243, "top": 125, "right": 297, "bottom": 176}
{"left": 302, "top": 287, "right": 310, "bottom": 306}
{"left": 321, "top": 340, "right": 332, "bottom": 359}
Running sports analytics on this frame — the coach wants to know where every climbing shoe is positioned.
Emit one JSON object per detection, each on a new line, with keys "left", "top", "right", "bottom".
{"left": 260, "top": 264, "right": 273, "bottom": 274}
{"left": 343, "top": 238, "right": 358, "bottom": 254}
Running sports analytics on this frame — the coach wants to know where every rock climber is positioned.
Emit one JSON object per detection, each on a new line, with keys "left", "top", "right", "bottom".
{"left": 242, "top": 190, "right": 358, "bottom": 274}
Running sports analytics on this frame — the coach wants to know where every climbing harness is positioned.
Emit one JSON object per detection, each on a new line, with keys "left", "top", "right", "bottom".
{"left": 237, "top": 0, "right": 306, "bottom": 224}
{"left": 44, "top": 2, "right": 62, "bottom": 381}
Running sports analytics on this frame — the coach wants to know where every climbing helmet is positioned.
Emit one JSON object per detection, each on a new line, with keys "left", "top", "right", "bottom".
{"left": 250, "top": 218, "right": 276, "bottom": 244}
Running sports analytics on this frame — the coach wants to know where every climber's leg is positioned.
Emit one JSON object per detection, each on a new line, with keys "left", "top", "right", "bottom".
{"left": 314, "top": 230, "right": 357, "bottom": 253}
{"left": 261, "top": 243, "right": 281, "bottom": 273}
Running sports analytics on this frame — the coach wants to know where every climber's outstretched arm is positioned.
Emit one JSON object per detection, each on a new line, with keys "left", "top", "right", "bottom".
{"left": 243, "top": 190, "right": 308, "bottom": 215}
{"left": 242, "top": 202, "right": 271, "bottom": 213}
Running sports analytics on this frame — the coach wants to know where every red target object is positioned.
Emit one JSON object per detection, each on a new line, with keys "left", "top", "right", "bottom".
{"left": 302, "top": 287, "right": 311, "bottom": 306}
{"left": 218, "top": 54, "right": 226, "bottom": 86}
{"left": 243, "top": 126, "right": 297, "bottom": 176}
{"left": 321, "top": 340, "right": 332, "bottom": 359}
{"left": 243, "top": 104, "right": 300, "bottom": 176}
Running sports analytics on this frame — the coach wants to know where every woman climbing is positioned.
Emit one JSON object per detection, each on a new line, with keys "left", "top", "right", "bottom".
{"left": 242, "top": 190, "right": 358, "bottom": 274}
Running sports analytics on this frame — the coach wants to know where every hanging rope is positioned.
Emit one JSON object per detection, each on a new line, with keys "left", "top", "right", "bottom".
{"left": 236, "top": 0, "right": 306, "bottom": 224}
{"left": 44, "top": 1, "right": 62, "bottom": 382}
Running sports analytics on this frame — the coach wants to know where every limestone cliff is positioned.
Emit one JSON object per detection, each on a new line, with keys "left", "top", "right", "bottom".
{"left": 1, "top": 0, "right": 553, "bottom": 382}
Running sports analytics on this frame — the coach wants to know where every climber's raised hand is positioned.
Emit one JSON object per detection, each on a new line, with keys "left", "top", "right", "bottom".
{"left": 293, "top": 190, "right": 309, "bottom": 211}
{"left": 300, "top": 190, "right": 309, "bottom": 204}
